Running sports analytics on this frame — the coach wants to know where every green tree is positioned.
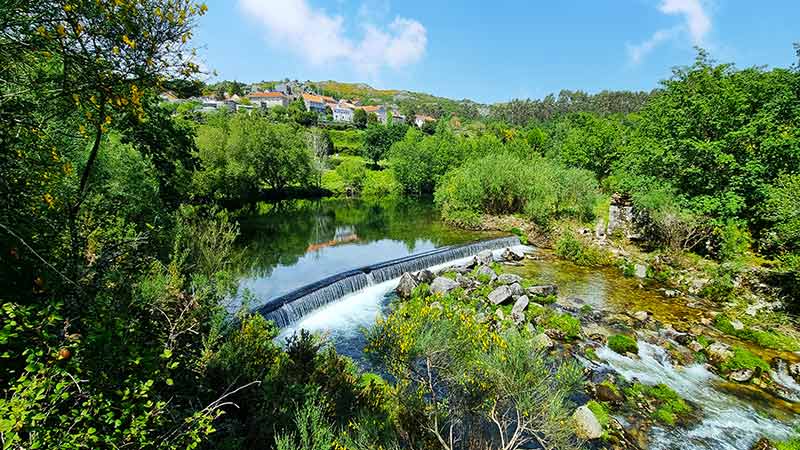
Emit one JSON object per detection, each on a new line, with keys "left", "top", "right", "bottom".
{"left": 353, "top": 108, "right": 368, "bottom": 129}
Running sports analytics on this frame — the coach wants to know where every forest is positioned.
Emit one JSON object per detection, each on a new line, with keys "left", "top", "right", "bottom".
{"left": 2, "top": 1, "right": 800, "bottom": 449}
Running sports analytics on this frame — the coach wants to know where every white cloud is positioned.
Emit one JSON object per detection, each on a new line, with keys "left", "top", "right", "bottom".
{"left": 239, "top": 0, "right": 427, "bottom": 75}
{"left": 628, "top": 0, "right": 711, "bottom": 64}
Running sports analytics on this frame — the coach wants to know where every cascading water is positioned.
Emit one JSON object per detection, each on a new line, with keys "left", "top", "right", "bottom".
{"left": 596, "top": 340, "right": 798, "bottom": 450}
{"left": 257, "top": 236, "right": 521, "bottom": 328}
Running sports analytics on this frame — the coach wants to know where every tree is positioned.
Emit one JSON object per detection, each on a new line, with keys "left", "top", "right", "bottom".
{"left": 364, "top": 123, "right": 408, "bottom": 166}
{"left": 353, "top": 108, "right": 367, "bottom": 128}
{"left": 367, "top": 111, "right": 379, "bottom": 125}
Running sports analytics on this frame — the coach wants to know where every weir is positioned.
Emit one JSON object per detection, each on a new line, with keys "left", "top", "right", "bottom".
{"left": 257, "top": 236, "right": 521, "bottom": 328}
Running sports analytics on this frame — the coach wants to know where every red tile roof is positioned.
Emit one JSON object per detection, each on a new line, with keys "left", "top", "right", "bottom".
{"left": 249, "top": 91, "right": 286, "bottom": 98}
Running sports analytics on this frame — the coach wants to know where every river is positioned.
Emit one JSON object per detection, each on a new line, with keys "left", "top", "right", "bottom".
{"left": 233, "top": 198, "right": 799, "bottom": 450}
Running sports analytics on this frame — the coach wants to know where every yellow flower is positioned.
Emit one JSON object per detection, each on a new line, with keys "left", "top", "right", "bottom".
{"left": 43, "top": 193, "right": 55, "bottom": 208}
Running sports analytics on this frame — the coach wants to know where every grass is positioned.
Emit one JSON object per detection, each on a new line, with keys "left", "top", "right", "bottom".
{"left": 543, "top": 312, "right": 581, "bottom": 340}
{"left": 586, "top": 400, "right": 610, "bottom": 428}
{"left": 624, "top": 382, "right": 691, "bottom": 427}
{"left": 555, "top": 232, "right": 612, "bottom": 267}
{"left": 713, "top": 315, "right": 800, "bottom": 351}
{"left": 719, "top": 346, "right": 770, "bottom": 373}
{"left": 607, "top": 334, "right": 638, "bottom": 355}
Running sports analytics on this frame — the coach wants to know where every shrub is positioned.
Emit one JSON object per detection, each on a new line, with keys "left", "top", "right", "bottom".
{"left": 555, "top": 232, "right": 612, "bottom": 266}
{"left": 361, "top": 169, "right": 401, "bottom": 198}
{"left": 608, "top": 334, "right": 639, "bottom": 355}
{"left": 335, "top": 158, "right": 367, "bottom": 192}
{"left": 321, "top": 170, "right": 346, "bottom": 196}
{"left": 544, "top": 313, "right": 581, "bottom": 340}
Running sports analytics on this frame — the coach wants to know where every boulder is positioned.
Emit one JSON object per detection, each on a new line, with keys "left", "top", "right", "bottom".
{"left": 730, "top": 320, "right": 745, "bottom": 331}
{"left": 395, "top": 272, "right": 418, "bottom": 299}
{"left": 495, "top": 308, "right": 505, "bottom": 321}
{"left": 749, "top": 438, "right": 776, "bottom": 450}
{"left": 634, "top": 264, "right": 648, "bottom": 279}
{"left": 476, "top": 249, "right": 494, "bottom": 266}
{"left": 688, "top": 341, "right": 704, "bottom": 353}
{"left": 497, "top": 273, "right": 523, "bottom": 285}
{"left": 415, "top": 269, "right": 435, "bottom": 284}
{"left": 511, "top": 311, "right": 525, "bottom": 326}
{"left": 595, "top": 383, "right": 624, "bottom": 403}
{"left": 512, "top": 295, "right": 529, "bottom": 316}
{"left": 572, "top": 405, "right": 603, "bottom": 440}
{"left": 532, "top": 333, "right": 554, "bottom": 349}
{"left": 730, "top": 369, "right": 754, "bottom": 383}
{"left": 430, "top": 277, "right": 459, "bottom": 295}
{"left": 488, "top": 285, "right": 513, "bottom": 305}
{"left": 706, "top": 342, "right": 734, "bottom": 366}
{"left": 789, "top": 362, "right": 800, "bottom": 383}
{"left": 509, "top": 282, "right": 525, "bottom": 297}
{"left": 632, "top": 310, "right": 650, "bottom": 322}
{"left": 456, "top": 273, "right": 475, "bottom": 289}
{"left": 582, "top": 323, "right": 611, "bottom": 341}
{"left": 528, "top": 284, "right": 558, "bottom": 297}
{"left": 475, "top": 265, "right": 497, "bottom": 282}
{"left": 501, "top": 247, "right": 524, "bottom": 262}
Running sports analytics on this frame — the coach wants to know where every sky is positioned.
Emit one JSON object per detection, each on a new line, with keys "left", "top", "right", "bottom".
{"left": 195, "top": 0, "right": 799, "bottom": 104}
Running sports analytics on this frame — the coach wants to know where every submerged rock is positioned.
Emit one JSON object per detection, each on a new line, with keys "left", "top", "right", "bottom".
{"left": 706, "top": 342, "right": 734, "bottom": 365}
{"left": 527, "top": 284, "right": 558, "bottom": 297}
{"left": 572, "top": 405, "right": 603, "bottom": 440}
{"left": 497, "top": 273, "right": 522, "bottom": 285}
{"left": 395, "top": 272, "right": 418, "bottom": 299}
{"left": 430, "top": 277, "right": 459, "bottom": 295}
{"left": 730, "top": 368, "right": 754, "bottom": 383}
{"left": 488, "top": 285, "right": 513, "bottom": 305}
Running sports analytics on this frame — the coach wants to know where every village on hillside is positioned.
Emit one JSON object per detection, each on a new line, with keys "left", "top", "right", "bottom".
{"left": 159, "top": 79, "right": 437, "bottom": 128}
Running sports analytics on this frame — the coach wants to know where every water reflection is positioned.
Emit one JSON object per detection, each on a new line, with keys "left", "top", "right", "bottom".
{"left": 233, "top": 197, "right": 495, "bottom": 305}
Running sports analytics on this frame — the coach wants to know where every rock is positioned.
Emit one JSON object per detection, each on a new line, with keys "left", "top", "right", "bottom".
{"left": 511, "top": 311, "right": 525, "bottom": 325}
{"left": 663, "top": 289, "right": 679, "bottom": 298}
{"left": 582, "top": 323, "right": 611, "bottom": 340}
{"left": 430, "top": 277, "right": 459, "bottom": 295}
{"left": 512, "top": 295, "right": 529, "bottom": 316}
{"left": 749, "top": 437, "right": 776, "bottom": 450}
{"left": 475, "top": 265, "right": 497, "bottom": 282}
{"left": 634, "top": 264, "right": 648, "bottom": 279}
{"left": 497, "top": 273, "right": 522, "bottom": 285}
{"left": 688, "top": 341, "right": 704, "bottom": 353}
{"left": 730, "top": 320, "right": 745, "bottom": 331}
{"left": 495, "top": 308, "right": 505, "bottom": 321}
{"left": 527, "top": 284, "right": 558, "bottom": 297}
{"left": 488, "top": 285, "right": 513, "bottom": 305}
{"left": 415, "top": 269, "right": 435, "bottom": 284}
{"left": 572, "top": 405, "right": 603, "bottom": 440}
{"left": 706, "top": 342, "right": 734, "bottom": 365}
{"left": 689, "top": 326, "right": 704, "bottom": 337}
{"left": 632, "top": 310, "right": 650, "bottom": 322}
{"left": 455, "top": 273, "right": 474, "bottom": 289}
{"left": 509, "top": 282, "right": 524, "bottom": 297}
{"left": 475, "top": 312, "right": 488, "bottom": 323}
{"left": 730, "top": 368, "right": 754, "bottom": 383}
{"left": 476, "top": 249, "right": 493, "bottom": 266}
{"left": 501, "top": 247, "right": 524, "bottom": 262}
{"left": 395, "top": 272, "right": 418, "bottom": 299}
{"left": 700, "top": 317, "right": 713, "bottom": 326}
{"left": 595, "top": 383, "right": 624, "bottom": 403}
{"left": 789, "top": 362, "right": 800, "bottom": 383}
{"left": 532, "top": 333, "right": 554, "bottom": 349}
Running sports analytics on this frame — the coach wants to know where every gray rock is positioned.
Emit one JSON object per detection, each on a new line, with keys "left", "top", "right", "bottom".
{"left": 528, "top": 284, "right": 558, "bottom": 297}
{"left": 497, "top": 273, "right": 523, "bottom": 285}
{"left": 730, "top": 369, "right": 754, "bottom": 383}
{"left": 501, "top": 247, "right": 524, "bottom": 262}
{"left": 730, "top": 320, "right": 745, "bottom": 331}
{"left": 415, "top": 269, "right": 435, "bottom": 284}
{"left": 634, "top": 264, "right": 648, "bottom": 279}
{"left": 512, "top": 295, "right": 529, "bottom": 316}
{"left": 582, "top": 323, "right": 611, "bottom": 340}
{"left": 706, "top": 342, "right": 733, "bottom": 365}
{"left": 509, "top": 282, "right": 524, "bottom": 297}
{"left": 476, "top": 249, "right": 493, "bottom": 266}
{"left": 495, "top": 308, "right": 505, "bottom": 321}
{"left": 475, "top": 265, "right": 497, "bottom": 282}
{"left": 511, "top": 311, "right": 525, "bottom": 325}
{"left": 430, "top": 277, "right": 459, "bottom": 295}
{"left": 488, "top": 285, "right": 513, "bottom": 305}
{"left": 395, "top": 272, "right": 418, "bottom": 299}
{"left": 572, "top": 405, "right": 603, "bottom": 440}
{"left": 532, "top": 333, "right": 554, "bottom": 349}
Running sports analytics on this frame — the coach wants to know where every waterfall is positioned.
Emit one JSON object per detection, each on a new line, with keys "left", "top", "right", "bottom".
{"left": 257, "top": 236, "right": 521, "bottom": 328}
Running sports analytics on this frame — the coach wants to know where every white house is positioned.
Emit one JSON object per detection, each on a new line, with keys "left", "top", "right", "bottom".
{"left": 247, "top": 91, "right": 289, "bottom": 108}
{"left": 415, "top": 114, "right": 435, "bottom": 128}
{"left": 360, "top": 105, "right": 387, "bottom": 123}
{"left": 333, "top": 105, "right": 354, "bottom": 122}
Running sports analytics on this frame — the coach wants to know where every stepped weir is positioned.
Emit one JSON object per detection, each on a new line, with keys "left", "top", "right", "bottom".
{"left": 256, "top": 236, "right": 521, "bottom": 328}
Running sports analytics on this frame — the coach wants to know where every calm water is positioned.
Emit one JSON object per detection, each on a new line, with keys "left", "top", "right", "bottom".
{"left": 234, "top": 198, "right": 495, "bottom": 310}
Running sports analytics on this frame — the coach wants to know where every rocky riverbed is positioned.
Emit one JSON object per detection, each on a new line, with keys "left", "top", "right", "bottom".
{"left": 393, "top": 245, "right": 800, "bottom": 450}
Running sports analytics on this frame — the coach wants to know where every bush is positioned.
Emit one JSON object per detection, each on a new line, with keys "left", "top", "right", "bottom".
{"left": 321, "top": 170, "right": 346, "bottom": 196}
{"left": 555, "top": 232, "right": 612, "bottom": 266}
{"left": 335, "top": 158, "right": 367, "bottom": 192}
{"left": 361, "top": 169, "right": 401, "bottom": 199}
{"left": 544, "top": 313, "right": 581, "bottom": 340}
{"left": 608, "top": 334, "right": 639, "bottom": 355}
{"left": 435, "top": 152, "right": 599, "bottom": 227}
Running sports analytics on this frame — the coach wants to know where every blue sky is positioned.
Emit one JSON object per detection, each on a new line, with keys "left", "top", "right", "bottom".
{"left": 195, "top": 0, "right": 799, "bottom": 103}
